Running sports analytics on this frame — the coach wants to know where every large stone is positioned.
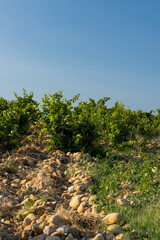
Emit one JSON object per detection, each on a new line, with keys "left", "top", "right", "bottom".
{"left": 48, "top": 215, "right": 65, "bottom": 226}
{"left": 23, "top": 217, "right": 32, "bottom": 227}
{"left": 23, "top": 213, "right": 38, "bottom": 226}
{"left": 32, "top": 222, "right": 46, "bottom": 234}
{"left": 69, "top": 196, "right": 81, "bottom": 209}
{"left": 103, "top": 213, "right": 124, "bottom": 225}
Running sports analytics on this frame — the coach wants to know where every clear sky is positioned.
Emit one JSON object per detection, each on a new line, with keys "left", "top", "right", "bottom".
{"left": 0, "top": 0, "right": 160, "bottom": 111}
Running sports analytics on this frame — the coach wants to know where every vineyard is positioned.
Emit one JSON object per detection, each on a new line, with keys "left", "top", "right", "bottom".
{"left": 0, "top": 90, "right": 160, "bottom": 239}
{"left": 0, "top": 89, "right": 160, "bottom": 154}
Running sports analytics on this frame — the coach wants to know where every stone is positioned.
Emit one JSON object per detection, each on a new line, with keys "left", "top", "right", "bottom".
{"left": 133, "top": 190, "right": 141, "bottom": 195}
{"left": 56, "top": 225, "right": 69, "bottom": 234}
{"left": 50, "top": 231, "right": 61, "bottom": 237}
{"left": 46, "top": 236, "right": 61, "bottom": 240}
{"left": 62, "top": 193, "right": 70, "bottom": 199}
{"left": 2, "top": 179, "right": 8, "bottom": 184}
{"left": 83, "top": 207, "right": 92, "bottom": 217}
{"left": 103, "top": 213, "right": 124, "bottom": 225}
{"left": 3, "top": 233, "right": 17, "bottom": 240}
{"left": 6, "top": 199, "right": 14, "bottom": 207}
{"left": 48, "top": 214, "right": 65, "bottom": 226}
{"left": 88, "top": 195, "right": 98, "bottom": 204}
{"left": 23, "top": 217, "right": 32, "bottom": 227}
{"left": 46, "top": 214, "right": 53, "bottom": 222}
{"left": 29, "top": 194, "right": 38, "bottom": 201}
{"left": 115, "top": 233, "right": 130, "bottom": 239}
{"left": 107, "top": 224, "right": 122, "bottom": 236}
{"left": 66, "top": 233, "right": 74, "bottom": 240}
{"left": 34, "top": 234, "right": 48, "bottom": 240}
{"left": 23, "top": 213, "right": 38, "bottom": 226}
{"left": 69, "top": 196, "right": 81, "bottom": 209}
{"left": 13, "top": 178, "right": 20, "bottom": 183}
{"left": 68, "top": 227, "right": 80, "bottom": 237}
{"left": 32, "top": 222, "right": 46, "bottom": 234}
{"left": 4, "top": 220, "right": 11, "bottom": 225}
{"left": 73, "top": 179, "right": 82, "bottom": 185}
{"left": 116, "top": 198, "right": 128, "bottom": 206}
{"left": 81, "top": 197, "right": 89, "bottom": 202}
{"left": 105, "top": 233, "right": 115, "bottom": 240}
{"left": 24, "top": 225, "right": 32, "bottom": 231}
{"left": 91, "top": 205, "right": 99, "bottom": 214}
{"left": 73, "top": 152, "right": 83, "bottom": 161}
{"left": 151, "top": 167, "right": 159, "bottom": 173}
{"left": 68, "top": 186, "right": 76, "bottom": 192}
{"left": 0, "top": 195, "right": 4, "bottom": 202}
{"left": 43, "top": 226, "right": 57, "bottom": 235}
{"left": 82, "top": 177, "right": 92, "bottom": 186}
{"left": 77, "top": 202, "right": 86, "bottom": 213}
{"left": 11, "top": 183, "right": 19, "bottom": 188}
{"left": 74, "top": 170, "right": 83, "bottom": 177}
{"left": 75, "top": 184, "right": 83, "bottom": 192}
{"left": 92, "top": 233, "right": 104, "bottom": 240}
{"left": 21, "top": 231, "right": 30, "bottom": 240}
{"left": 21, "top": 179, "right": 27, "bottom": 185}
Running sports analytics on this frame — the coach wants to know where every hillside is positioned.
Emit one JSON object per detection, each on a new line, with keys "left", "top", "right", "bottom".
{"left": 0, "top": 90, "right": 160, "bottom": 239}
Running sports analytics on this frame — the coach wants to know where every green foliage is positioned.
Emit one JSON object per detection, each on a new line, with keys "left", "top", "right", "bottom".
{"left": 0, "top": 89, "right": 160, "bottom": 154}
{"left": 102, "top": 102, "right": 159, "bottom": 149}
{"left": 40, "top": 91, "right": 100, "bottom": 153}
{"left": 0, "top": 89, "right": 40, "bottom": 150}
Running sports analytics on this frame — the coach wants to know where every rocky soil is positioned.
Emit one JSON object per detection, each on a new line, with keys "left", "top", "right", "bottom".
{"left": 0, "top": 132, "right": 134, "bottom": 240}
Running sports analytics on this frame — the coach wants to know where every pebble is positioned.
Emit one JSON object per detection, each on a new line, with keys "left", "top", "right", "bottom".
{"left": 69, "top": 196, "right": 81, "bottom": 209}
{"left": 103, "top": 213, "right": 124, "bottom": 225}
{"left": 116, "top": 198, "right": 128, "bottom": 206}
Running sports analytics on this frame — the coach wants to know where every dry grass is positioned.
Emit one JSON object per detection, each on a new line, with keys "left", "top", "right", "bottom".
{"left": 56, "top": 204, "right": 100, "bottom": 233}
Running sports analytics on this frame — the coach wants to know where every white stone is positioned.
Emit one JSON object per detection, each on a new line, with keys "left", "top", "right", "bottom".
{"left": 56, "top": 225, "right": 69, "bottom": 234}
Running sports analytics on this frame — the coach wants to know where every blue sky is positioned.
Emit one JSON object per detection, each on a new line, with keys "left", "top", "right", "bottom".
{"left": 0, "top": 0, "right": 160, "bottom": 111}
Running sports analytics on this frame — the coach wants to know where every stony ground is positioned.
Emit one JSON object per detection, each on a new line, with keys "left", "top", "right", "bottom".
{"left": 0, "top": 131, "right": 135, "bottom": 240}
